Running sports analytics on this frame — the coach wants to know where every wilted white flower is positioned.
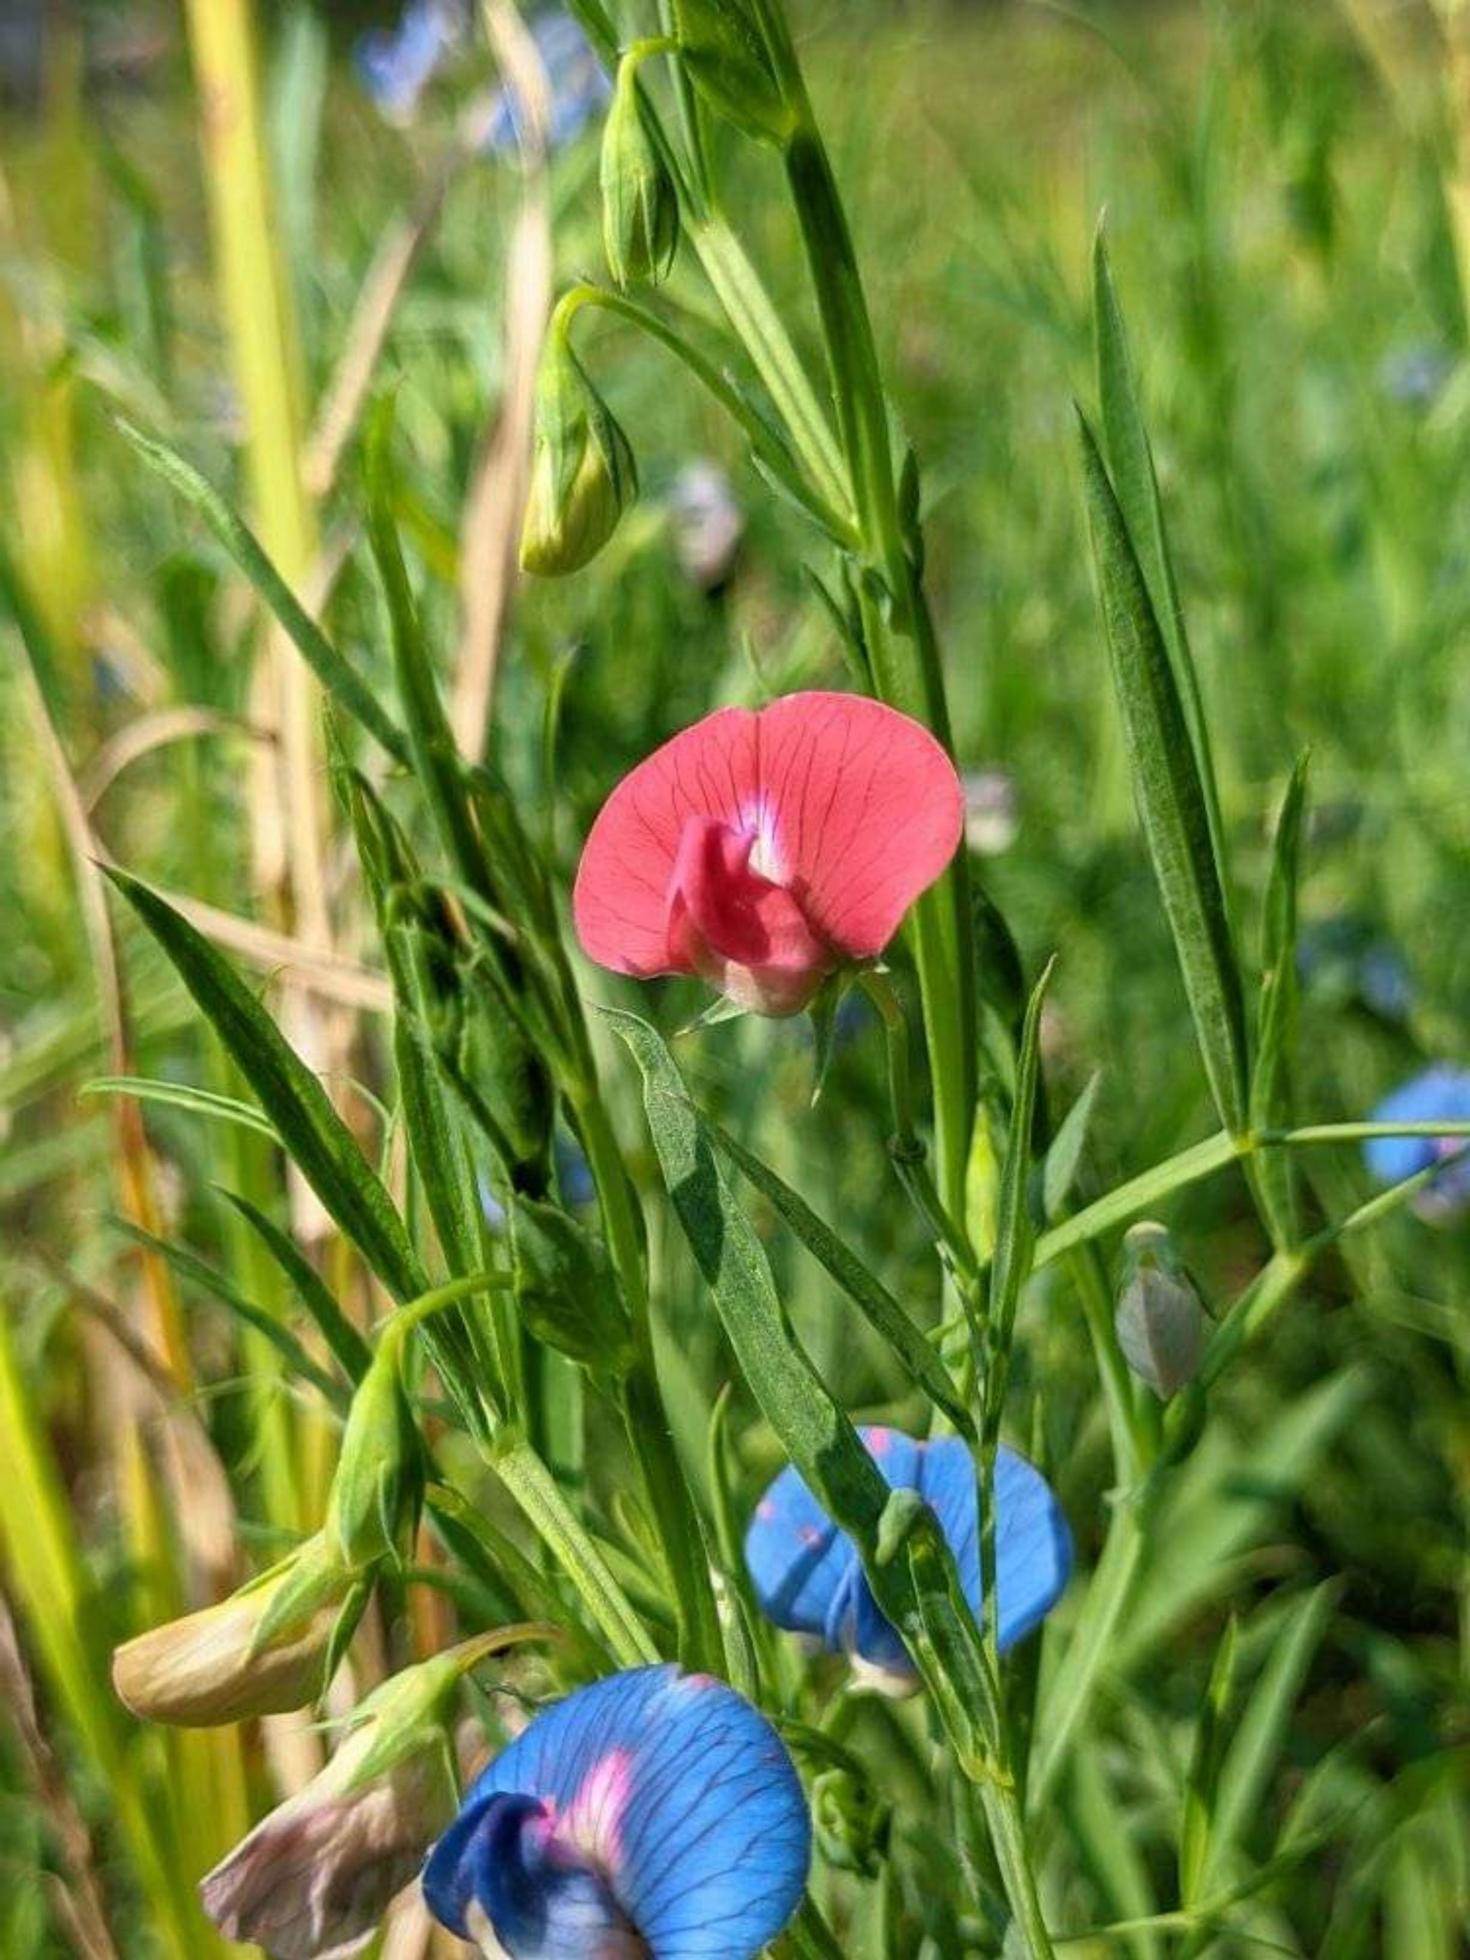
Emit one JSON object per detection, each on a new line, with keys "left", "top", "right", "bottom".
{"left": 668, "top": 460, "right": 744, "bottom": 590}
{"left": 112, "top": 1533, "right": 357, "bottom": 1727}
{"left": 961, "top": 767, "right": 1019, "bottom": 856}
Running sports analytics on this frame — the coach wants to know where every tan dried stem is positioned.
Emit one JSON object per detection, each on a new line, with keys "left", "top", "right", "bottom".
{"left": 450, "top": 0, "right": 555, "bottom": 758}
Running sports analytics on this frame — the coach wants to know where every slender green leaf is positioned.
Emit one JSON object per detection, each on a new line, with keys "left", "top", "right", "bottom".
{"left": 214, "top": 1188, "right": 373, "bottom": 1384}
{"left": 709, "top": 1118, "right": 974, "bottom": 1435}
{"left": 1077, "top": 412, "right": 1248, "bottom": 1134}
{"left": 115, "top": 422, "right": 411, "bottom": 767}
{"left": 1067, "top": 1742, "right": 1162, "bottom": 1960}
{"left": 1250, "top": 755, "right": 1309, "bottom": 1249}
{"left": 1180, "top": 1615, "right": 1240, "bottom": 1904}
{"left": 1202, "top": 1583, "right": 1338, "bottom": 1897}
{"left": 109, "top": 1216, "right": 345, "bottom": 1407}
{"left": 80, "top": 1074, "right": 280, "bottom": 1142}
{"left": 105, "top": 869, "right": 427, "bottom": 1303}
{"left": 1042, "top": 1069, "right": 1101, "bottom": 1223}
{"left": 1093, "top": 225, "right": 1229, "bottom": 888}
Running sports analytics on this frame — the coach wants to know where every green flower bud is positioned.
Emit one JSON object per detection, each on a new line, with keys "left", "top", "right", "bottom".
{"left": 510, "top": 1194, "right": 634, "bottom": 1373}
{"left": 1115, "top": 1221, "right": 1208, "bottom": 1399}
{"left": 602, "top": 56, "right": 680, "bottom": 287}
{"left": 325, "top": 1338, "right": 425, "bottom": 1573}
{"left": 812, "top": 1766, "right": 890, "bottom": 1877}
{"left": 520, "top": 335, "right": 638, "bottom": 577}
{"left": 112, "top": 1533, "right": 356, "bottom": 1727}
{"left": 673, "top": 0, "right": 791, "bottom": 143}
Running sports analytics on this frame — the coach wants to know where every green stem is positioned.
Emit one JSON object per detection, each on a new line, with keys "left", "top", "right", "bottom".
{"left": 492, "top": 1437, "right": 658, "bottom": 1668}
{"left": 553, "top": 285, "right": 854, "bottom": 541}
{"left": 574, "top": 1088, "right": 723, "bottom": 1671}
{"left": 980, "top": 1773, "right": 1057, "bottom": 1958}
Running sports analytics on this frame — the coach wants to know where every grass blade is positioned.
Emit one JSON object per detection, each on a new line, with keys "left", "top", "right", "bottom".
{"left": 1180, "top": 1614, "right": 1240, "bottom": 1904}
{"left": 1250, "top": 754, "right": 1310, "bottom": 1249}
{"left": 80, "top": 1074, "right": 280, "bottom": 1142}
{"left": 114, "top": 419, "right": 412, "bottom": 768}
{"left": 106, "top": 868, "right": 427, "bottom": 1303}
{"left": 1077, "top": 412, "right": 1249, "bottom": 1135}
{"left": 1093, "top": 224, "right": 1230, "bottom": 893}
{"left": 215, "top": 1188, "right": 373, "bottom": 1384}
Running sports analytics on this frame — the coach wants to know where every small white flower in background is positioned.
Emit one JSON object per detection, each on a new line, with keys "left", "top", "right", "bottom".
{"left": 961, "top": 767, "right": 1019, "bottom": 856}
{"left": 668, "top": 460, "right": 745, "bottom": 590}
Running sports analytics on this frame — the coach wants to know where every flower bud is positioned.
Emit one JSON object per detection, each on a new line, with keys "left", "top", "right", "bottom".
{"left": 601, "top": 55, "right": 679, "bottom": 287}
{"left": 1114, "top": 1222, "right": 1207, "bottom": 1399}
{"left": 200, "top": 1645, "right": 474, "bottom": 1959}
{"left": 325, "top": 1339, "right": 424, "bottom": 1573}
{"left": 510, "top": 1194, "right": 634, "bottom": 1374}
{"left": 520, "top": 336, "right": 637, "bottom": 576}
{"left": 112, "top": 1533, "right": 357, "bottom": 1727}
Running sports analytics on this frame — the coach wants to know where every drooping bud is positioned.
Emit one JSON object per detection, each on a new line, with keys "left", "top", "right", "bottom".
{"left": 112, "top": 1533, "right": 358, "bottom": 1727}
{"left": 601, "top": 53, "right": 680, "bottom": 287}
{"left": 1114, "top": 1222, "right": 1207, "bottom": 1399}
{"left": 325, "top": 1336, "right": 425, "bottom": 1573}
{"left": 200, "top": 1634, "right": 533, "bottom": 1959}
{"left": 510, "top": 1194, "right": 634, "bottom": 1374}
{"left": 520, "top": 332, "right": 637, "bottom": 576}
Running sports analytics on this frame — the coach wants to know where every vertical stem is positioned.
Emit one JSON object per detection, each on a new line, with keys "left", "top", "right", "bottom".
{"left": 575, "top": 1090, "right": 724, "bottom": 1672}
{"left": 980, "top": 1775, "right": 1057, "bottom": 1959}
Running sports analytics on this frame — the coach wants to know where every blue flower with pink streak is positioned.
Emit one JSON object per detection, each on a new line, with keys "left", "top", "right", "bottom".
{"left": 745, "top": 1426, "right": 1071, "bottom": 1678}
{"left": 1364, "top": 1066, "right": 1470, "bottom": 1221}
{"left": 423, "top": 1665, "right": 809, "bottom": 1957}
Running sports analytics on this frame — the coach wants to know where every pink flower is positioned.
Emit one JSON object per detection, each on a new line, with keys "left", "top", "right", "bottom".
{"left": 573, "top": 691, "right": 964, "bottom": 1016}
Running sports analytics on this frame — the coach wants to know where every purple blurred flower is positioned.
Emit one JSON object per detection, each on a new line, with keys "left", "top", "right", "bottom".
{"left": 475, "top": 10, "right": 611, "bottom": 157}
{"left": 356, "top": 1, "right": 464, "bottom": 124}
{"left": 1378, "top": 341, "right": 1453, "bottom": 410}
{"left": 1297, "top": 917, "right": 1413, "bottom": 1022}
{"left": 1364, "top": 1066, "right": 1470, "bottom": 1222}
{"left": 424, "top": 1665, "right": 809, "bottom": 1958}
{"left": 745, "top": 1426, "right": 1071, "bottom": 1685}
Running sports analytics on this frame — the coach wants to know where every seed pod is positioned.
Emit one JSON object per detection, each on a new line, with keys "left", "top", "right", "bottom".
{"left": 520, "top": 334, "right": 637, "bottom": 576}
{"left": 601, "top": 55, "right": 679, "bottom": 287}
{"left": 1114, "top": 1221, "right": 1207, "bottom": 1399}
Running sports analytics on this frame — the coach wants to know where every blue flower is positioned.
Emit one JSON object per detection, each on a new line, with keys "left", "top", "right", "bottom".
{"left": 1297, "top": 916, "right": 1414, "bottom": 1022}
{"left": 745, "top": 1426, "right": 1071, "bottom": 1679}
{"left": 1364, "top": 1066, "right": 1470, "bottom": 1220}
{"left": 424, "top": 1665, "right": 810, "bottom": 1958}
{"left": 356, "top": 0, "right": 463, "bottom": 123}
{"left": 477, "top": 10, "right": 611, "bottom": 156}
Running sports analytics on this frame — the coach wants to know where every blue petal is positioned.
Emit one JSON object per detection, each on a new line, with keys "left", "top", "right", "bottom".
{"left": 918, "top": 1438, "right": 1073, "bottom": 1651}
{"left": 1365, "top": 1067, "right": 1470, "bottom": 1190}
{"left": 423, "top": 1789, "right": 646, "bottom": 1957}
{"left": 744, "top": 1428, "right": 1071, "bottom": 1672}
{"left": 446, "top": 1667, "right": 809, "bottom": 1960}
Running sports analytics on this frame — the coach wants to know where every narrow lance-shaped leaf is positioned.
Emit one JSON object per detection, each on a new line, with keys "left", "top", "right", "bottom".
{"left": 1077, "top": 413, "right": 1249, "bottom": 1134}
{"left": 109, "top": 1215, "right": 346, "bottom": 1409}
{"left": 1180, "top": 1613, "right": 1240, "bottom": 1905}
{"left": 106, "top": 869, "right": 427, "bottom": 1303}
{"left": 80, "top": 1075, "right": 280, "bottom": 1143}
{"left": 603, "top": 1007, "right": 1003, "bottom": 1768}
{"left": 1201, "top": 1583, "right": 1338, "bottom": 1901}
{"left": 708, "top": 1118, "right": 974, "bottom": 1437}
{"left": 114, "top": 420, "right": 412, "bottom": 769}
{"left": 215, "top": 1187, "right": 373, "bottom": 1385}
{"left": 1093, "top": 225, "right": 1231, "bottom": 896}
{"left": 1042, "top": 1068, "right": 1101, "bottom": 1223}
{"left": 1250, "top": 754, "right": 1310, "bottom": 1250}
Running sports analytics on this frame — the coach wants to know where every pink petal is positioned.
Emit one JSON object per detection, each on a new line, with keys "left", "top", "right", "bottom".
{"left": 756, "top": 692, "right": 964, "bottom": 958}
{"left": 572, "top": 707, "right": 760, "bottom": 978}
{"left": 572, "top": 692, "right": 963, "bottom": 982}
{"left": 666, "top": 816, "right": 833, "bottom": 1015}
